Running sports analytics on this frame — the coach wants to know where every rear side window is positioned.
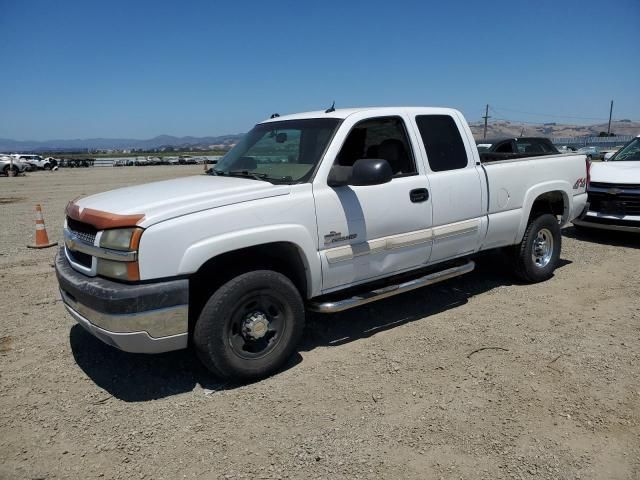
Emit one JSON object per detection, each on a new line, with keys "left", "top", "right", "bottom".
{"left": 496, "top": 141, "right": 514, "bottom": 153}
{"left": 415, "top": 115, "right": 468, "bottom": 172}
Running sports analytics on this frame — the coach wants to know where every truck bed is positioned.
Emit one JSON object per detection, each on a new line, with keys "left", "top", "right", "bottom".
{"left": 480, "top": 152, "right": 588, "bottom": 249}
{"left": 479, "top": 151, "right": 558, "bottom": 163}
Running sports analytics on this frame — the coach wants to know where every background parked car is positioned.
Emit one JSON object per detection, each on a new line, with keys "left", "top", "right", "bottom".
{"left": 178, "top": 155, "right": 197, "bottom": 165}
{"left": 577, "top": 146, "right": 603, "bottom": 160}
{"left": 1, "top": 155, "right": 28, "bottom": 175}
{"left": 475, "top": 137, "right": 559, "bottom": 162}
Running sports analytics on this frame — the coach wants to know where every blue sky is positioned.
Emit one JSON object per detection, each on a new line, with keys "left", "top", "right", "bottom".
{"left": 1, "top": 0, "right": 638, "bottom": 140}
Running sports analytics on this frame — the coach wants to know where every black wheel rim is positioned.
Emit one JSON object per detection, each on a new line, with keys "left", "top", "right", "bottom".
{"left": 226, "top": 288, "right": 290, "bottom": 360}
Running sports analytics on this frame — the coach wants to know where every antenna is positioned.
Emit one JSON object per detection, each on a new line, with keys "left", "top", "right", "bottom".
{"left": 325, "top": 101, "right": 335, "bottom": 114}
{"left": 270, "top": 113, "right": 280, "bottom": 119}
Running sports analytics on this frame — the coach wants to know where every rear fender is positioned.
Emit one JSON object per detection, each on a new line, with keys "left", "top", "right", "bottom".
{"left": 516, "top": 182, "right": 571, "bottom": 243}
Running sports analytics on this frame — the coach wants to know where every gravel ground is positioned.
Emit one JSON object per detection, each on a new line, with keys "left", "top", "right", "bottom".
{"left": 1, "top": 166, "right": 639, "bottom": 480}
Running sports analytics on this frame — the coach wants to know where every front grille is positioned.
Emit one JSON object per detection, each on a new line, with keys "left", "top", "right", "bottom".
{"left": 67, "top": 248, "right": 92, "bottom": 268}
{"left": 67, "top": 217, "right": 97, "bottom": 245}
{"left": 590, "top": 182, "right": 640, "bottom": 190}
{"left": 588, "top": 182, "right": 640, "bottom": 216}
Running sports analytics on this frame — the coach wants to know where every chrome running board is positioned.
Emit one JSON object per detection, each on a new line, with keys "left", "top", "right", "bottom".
{"left": 309, "top": 260, "right": 475, "bottom": 313}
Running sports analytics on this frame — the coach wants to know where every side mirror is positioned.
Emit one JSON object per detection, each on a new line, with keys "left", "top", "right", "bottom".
{"left": 350, "top": 158, "right": 393, "bottom": 186}
{"left": 327, "top": 158, "right": 393, "bottom": 187}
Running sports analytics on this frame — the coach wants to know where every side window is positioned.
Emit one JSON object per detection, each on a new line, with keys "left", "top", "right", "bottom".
{"left": 335, "top": 117, "right": 416, "bottom": 176}
{"left": 517, "top": 141, "right": 544, "bottom": 154}
{"left": 415, "top": 115, "right": 468, "bottom": 172}
{"left": 497, "top": 142, "right": 515, "bottom": 153}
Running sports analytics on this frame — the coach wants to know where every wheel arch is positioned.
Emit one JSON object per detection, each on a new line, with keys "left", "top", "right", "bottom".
{"left": 188, "top": 241, "right": 314, "bottom": 334}
{"left": 516, "top": 184, "right": 571, "bottom": 243}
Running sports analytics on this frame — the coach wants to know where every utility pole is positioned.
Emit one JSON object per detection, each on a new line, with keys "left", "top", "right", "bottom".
{"left": 607, "top": 100, "right": 613, "bottom": 136}
{"left": 482, "top": 104, "right": 491, "bottom": 139}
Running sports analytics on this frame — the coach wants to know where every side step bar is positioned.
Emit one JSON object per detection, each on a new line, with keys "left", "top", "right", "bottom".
{"left": 309, "top": 260, "right": 475, "bottom": 313}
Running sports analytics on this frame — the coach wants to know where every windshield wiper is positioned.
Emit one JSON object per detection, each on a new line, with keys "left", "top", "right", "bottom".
{"left": 209, "top": 169, "right": 294, "bottom": 183}
{"left": 215, "top": 170, "right": 270, "bottom": 182}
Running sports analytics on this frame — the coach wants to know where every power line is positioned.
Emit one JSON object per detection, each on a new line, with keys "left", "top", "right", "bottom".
{"left": 488, "top": 116, "right": 553, "bottom": 125}
{"left": 490, "top": 105, "right": 609, "bottom": 122}
{"left": 482, "top": 104, "right": 491, "bottom": 139}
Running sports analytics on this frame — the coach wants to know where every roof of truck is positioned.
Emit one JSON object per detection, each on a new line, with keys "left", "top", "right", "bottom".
{"left": 259, "top": 106, "right": 461, "bottom": 123}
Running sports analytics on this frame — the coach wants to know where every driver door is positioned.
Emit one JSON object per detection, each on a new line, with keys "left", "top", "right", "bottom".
{"left": 313, "top": 114, "right": 433, "bottom": 292}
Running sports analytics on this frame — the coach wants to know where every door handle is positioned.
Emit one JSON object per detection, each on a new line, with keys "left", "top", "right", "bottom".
{"left": 410, "top": 188, "right": 429, "bottom": 203}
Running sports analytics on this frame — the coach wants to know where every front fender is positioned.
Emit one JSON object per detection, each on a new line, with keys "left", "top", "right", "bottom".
{"left": 178, "top": 224, "right": 321, "bottom": 297}
{"left": 515, "top": 181, "right": 572, "bottom": 243}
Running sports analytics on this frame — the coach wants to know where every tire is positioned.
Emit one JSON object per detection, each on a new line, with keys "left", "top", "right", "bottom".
{"left": 194, "top": 270, "right": 305, "bottom": 380}
{"left": 44, "top": 164, "right": 51, "bottom": 171}
{"left": 512, "top": 213, "right": 561, "bottom": 283}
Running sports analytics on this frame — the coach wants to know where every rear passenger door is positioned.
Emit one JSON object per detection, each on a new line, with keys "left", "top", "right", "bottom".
{"left": 412, "top": 113, "right": 485, "bottom": 263}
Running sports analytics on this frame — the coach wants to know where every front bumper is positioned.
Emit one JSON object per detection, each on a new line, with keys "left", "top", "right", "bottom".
{"left": 55, "top": 251, "right": 189, "bottom": 353}
{"left": 573, "top": 211, "right": 640, "bottom": 233}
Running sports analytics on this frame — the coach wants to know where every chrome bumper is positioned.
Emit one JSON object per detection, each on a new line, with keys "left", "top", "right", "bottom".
{"left": 55, "top": 251, "right": 189, "bottom": 353}
{"left": 63, "top": 301, "right": 188, "bottom": 353}
{"left": 573, "top": 215, "right": 640, "bottom": 233}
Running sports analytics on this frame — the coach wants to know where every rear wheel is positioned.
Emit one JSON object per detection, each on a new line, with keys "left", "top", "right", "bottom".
{"left": 194, "top": 270, "right": 305, "bottom": 380}
{"left": 512, "top": 214, "right": 561, "bottom": 283}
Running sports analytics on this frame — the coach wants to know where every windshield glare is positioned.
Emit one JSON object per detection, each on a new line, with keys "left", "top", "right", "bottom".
{"left": 610, "top": 138, "right": 640, "bottom": 162}
{"left": 213, "top": 118, "right": 341, "bottom": 183}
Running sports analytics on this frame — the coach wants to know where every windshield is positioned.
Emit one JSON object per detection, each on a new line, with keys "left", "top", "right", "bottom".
{"left": 609, "top": 137, "right": 640, "bottom": 162}
{"left": 212, "top": 118, "right": 341, "bottom": 183}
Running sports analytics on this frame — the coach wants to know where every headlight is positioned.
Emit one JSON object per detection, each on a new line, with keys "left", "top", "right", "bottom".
{"left": 100, "top": 227, "right": 143, "bottom": 251}
{"left": 97, "top": 227, "right": 143, "bottom": 281}
{"left": 96, "top": 258, "right": 140, "bottom": 282}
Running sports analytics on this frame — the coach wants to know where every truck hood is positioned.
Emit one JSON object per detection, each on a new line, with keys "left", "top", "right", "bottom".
{"left": 590, "top": 161, "right": 640, "bottom": 185}
{"left": 71, "top": 175, "right": 291, "bottom": 228}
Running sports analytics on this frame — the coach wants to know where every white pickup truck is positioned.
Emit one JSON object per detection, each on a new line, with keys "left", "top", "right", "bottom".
{"left": 573, "top": 135, "right": 640, "bottom": 232}
{"left": 56, "top": 107, "right": 588, "bottom": 380}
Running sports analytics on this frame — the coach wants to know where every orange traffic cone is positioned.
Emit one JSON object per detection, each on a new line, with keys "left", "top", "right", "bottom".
{"left": 27, "top": 204, "right": 58, "bottom": 249}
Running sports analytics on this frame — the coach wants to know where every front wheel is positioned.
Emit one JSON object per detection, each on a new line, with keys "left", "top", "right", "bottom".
{"left": 512, "top": 214, "right": 561, "bottom": 283}
{"left": 194, "top": 270, "right": 305, "bottom": 380}
{"left": 4, "top": 165, "right": 19, "bottom": 175}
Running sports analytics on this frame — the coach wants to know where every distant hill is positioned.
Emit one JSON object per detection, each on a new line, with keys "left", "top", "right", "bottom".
{"left": 469, "top": 120, "right": 640, "bottom": 140}
{"left": 0, "top": 134, "right": 244, "bottom": 153}
{"left": 2, "top": 119, "right": 639, "bottom": 153}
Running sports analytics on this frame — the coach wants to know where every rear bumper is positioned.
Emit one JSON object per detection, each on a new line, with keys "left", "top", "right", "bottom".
{"left": 55, "top": 251, "right": 189, "bottom": 353}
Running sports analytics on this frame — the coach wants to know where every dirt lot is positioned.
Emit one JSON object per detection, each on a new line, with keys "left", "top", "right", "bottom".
{"left": 1, "top": 166, "right": 639, "bottom": 480}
